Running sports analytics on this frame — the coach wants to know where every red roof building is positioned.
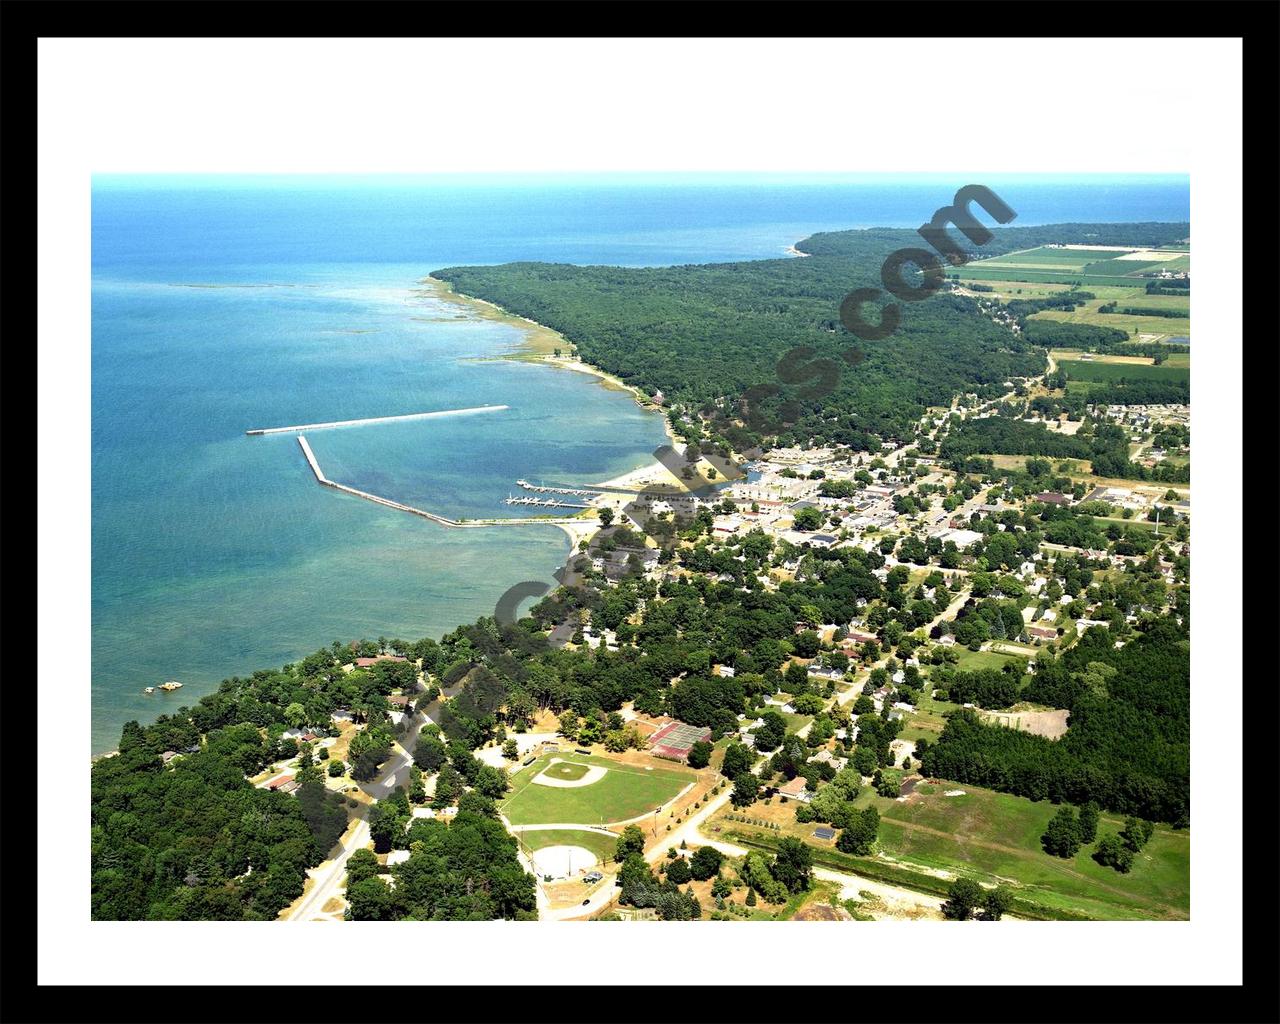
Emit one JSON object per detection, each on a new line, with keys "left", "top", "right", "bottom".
{"left": 354, "top": 654, "right": 409, "bottom": 668}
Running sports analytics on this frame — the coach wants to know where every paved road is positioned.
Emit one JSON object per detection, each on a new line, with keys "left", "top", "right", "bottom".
{"left": 284, "top": 694, "right": 449, "bottom": 922}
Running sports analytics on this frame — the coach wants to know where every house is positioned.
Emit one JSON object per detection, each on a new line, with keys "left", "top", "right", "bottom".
{"left": 354, "top": 654, "right": 409, "bottom": 668}
{"left": 777, "top": 776, "right": 813, "bottom": 803}
{"left": 936, "top": 634, "right": 956, "bottom": 647}
{"left": 1027, "top": 625, "right": 1058, "bottom": 640}
{"left": 331, "top": 709, "right": 354, "bottom": 723}
{"left": 1031, "top": 492, "right": 1071, "bottom": 506}
{"left": 387, "top": 694, "right": 413, "bottom": 707}
{"left": 266, "top": 775, "right": 297, "bottom": 794}
{"left": 807, "top": 665, "right": 844, "bottom": 682}
{"left": 160, "top": 750, "right": 180, "bottom": 765}
{"left": 715, "top": 664, "right": 736, "bottom": 678}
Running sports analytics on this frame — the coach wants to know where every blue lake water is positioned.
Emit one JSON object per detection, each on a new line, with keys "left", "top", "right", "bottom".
{"left": 91, "top": 173, "right": 1189, "bottom": 752}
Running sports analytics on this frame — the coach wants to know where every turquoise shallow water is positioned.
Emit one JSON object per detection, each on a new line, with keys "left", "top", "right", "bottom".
{"left": 91, "top": 174, "right": 1189, "bottom": 752}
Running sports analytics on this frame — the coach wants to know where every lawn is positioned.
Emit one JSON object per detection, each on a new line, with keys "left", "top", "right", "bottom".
{"left": 951, "top": 648, "right": 1019, "bottom": 672}
{"left": 499, "top": 752, "right": 694, "bottom": 826}
{"left": 516, "top": 827, "right": 619, "bottom": 864}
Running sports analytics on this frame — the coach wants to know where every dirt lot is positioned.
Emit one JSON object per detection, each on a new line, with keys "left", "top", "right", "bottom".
{"left": 981, "top": 707, "right": 1070, "bottom": 739}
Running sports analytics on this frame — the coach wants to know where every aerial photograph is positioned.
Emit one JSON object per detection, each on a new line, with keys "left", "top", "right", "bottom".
{"left": 89, "top": 172, "right": 1192, "bottom": 924}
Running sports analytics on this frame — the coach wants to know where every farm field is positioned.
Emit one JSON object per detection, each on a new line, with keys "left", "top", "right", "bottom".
{"left": 958, "top": 265, "right": 1149, "bottom": 288}
{"left": 957, "top": 244, "right": 1188, "bottom": 289}
{"left": 499, "top": 751, "right": 694, "bottom": 826}
{"left": 1058, "top": 359, "right": 1190, "bottom": 384}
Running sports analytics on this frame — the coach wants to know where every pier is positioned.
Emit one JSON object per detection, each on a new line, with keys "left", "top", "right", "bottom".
{"left": 504, "top": 495, "right": 593, "bottom": 510}
{"left": 296, "top": 436, "right": 583, "bottom": 528}
{"left": 516, "top": 479, "right": 601, "bottom": 498}
{"left": 248, "top": 404, "right": 509, "bottom": 436}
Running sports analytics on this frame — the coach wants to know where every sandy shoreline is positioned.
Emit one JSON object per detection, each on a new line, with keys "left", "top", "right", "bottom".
{"left": 421, "top": 275, "right": 747, "bottom": 495}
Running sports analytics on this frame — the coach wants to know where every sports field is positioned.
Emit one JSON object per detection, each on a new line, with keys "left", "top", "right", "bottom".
{"left": 516, "top": 828, "right": 618, "bottom": 863}
{"left": 499, "top": 752, "right": 694, "bottom": 826}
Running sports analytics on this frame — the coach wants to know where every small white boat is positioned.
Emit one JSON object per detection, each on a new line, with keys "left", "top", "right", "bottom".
{"left": 143, "top": 687, "right": 155, "bottom": 694}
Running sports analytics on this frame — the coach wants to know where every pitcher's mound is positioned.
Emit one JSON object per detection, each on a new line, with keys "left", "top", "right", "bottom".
{"left": 532, "top": 758, "right": 608, "bottom": 788}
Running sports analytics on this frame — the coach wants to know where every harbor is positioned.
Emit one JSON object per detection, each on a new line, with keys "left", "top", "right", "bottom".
{"left": 296, "top": 436, "right": 586, "bottom": 528}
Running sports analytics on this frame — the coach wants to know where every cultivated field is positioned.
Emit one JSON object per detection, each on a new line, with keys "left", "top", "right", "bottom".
{"left": 1058, "top": 359, "right": 1190, "bottom": 384}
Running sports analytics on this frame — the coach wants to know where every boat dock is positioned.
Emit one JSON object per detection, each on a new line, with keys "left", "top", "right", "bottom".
{"left": 247, "top": 404, "right": 509, "bottom": 436}
{"left": 516, "top": 479, "right": 601, "bottom": 498}
{"left": 504, "top": 495, "right": 593, "bottom": 510}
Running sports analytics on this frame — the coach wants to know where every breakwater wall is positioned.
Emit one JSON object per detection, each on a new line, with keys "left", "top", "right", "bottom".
{"left": 248, "top": 404, "right": 508, "bottom": 436}
{"left": 296, "top": 436, "right": 581, "bottom": 529}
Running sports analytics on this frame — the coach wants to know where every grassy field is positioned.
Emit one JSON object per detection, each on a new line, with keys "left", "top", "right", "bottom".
{"left": 1059, "top": 359, "right": 1190, "bottom": 384}
{"left": 499, "top": 752, "right": 694, "bottom": 826}
{"left": 855, "top": 783, "right": 1190, "bottom": 920}
{"left": 516, "top": 827, "right": 619, "bottom": 863}
{"left": 951, "top": 648, "right": 1021, "bottom": 672}
{"left": 717, "top": 780, "right": 1189, "bottom": 920}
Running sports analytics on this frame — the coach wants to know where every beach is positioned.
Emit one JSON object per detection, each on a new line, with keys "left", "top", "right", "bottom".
{"left": 424, "top": 274, "right": 747, "bottom": 495}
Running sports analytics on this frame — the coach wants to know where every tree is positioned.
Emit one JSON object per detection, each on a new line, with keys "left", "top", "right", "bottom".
{"left": 666, "top": 857, "right": 691, "bottom": 885}
{"left": 614, "top": 824, "right": 645, "bottom": 863}
{"left": 345, "top": 848, "right": 381, "bottom": 886}
{"left": 283, "top": 702, "right": 306, "bottom": 729}
{"left": 1120, "top": 816, "right": 1155, "bottom": 852}
{"left": 501, "top": 739, "right": 519, "bottom": 761}
{"left": 369, "top": 803, "right": 400, "bottom": 854}
{"left": 981, "top": 885, "right": 1013, "bottom": 921}
{"left": 835, "top": 807, "right": 879, "bottom": 855}
{"left": 793, "top": 506, "right": 823, "bottom": 531}
{"left": 941, "top": 877, "right": 984, "bottom": 920}
{"left": 686, "top": 740, "right": 712, "bottom": 769}
{"left": 731, "top": 772, "right": 759, "bottom": 808}
{"left": 1041, "top": 805, "right": 1081, "bottom": 858}
{"left": 771, "top": 837, "right": 813, "bottom": 895}
{"left": 1077, "top": 802, "right": 1100, "bottom": 844}
{"left": 327, "top": 759, "right": 346, "bottom": 778}
{"left": 1093, "top": 834, "right": 1135, "bottom": 873}
{"left": 346, "top": 877, "right": 398, "bottom": 921}
{"left": 413, "top": 732, "right": 448, "bottom": 773}
{"left": 721, "top": 742, "right": 753, "bottom": 780}
{"left": 689, "top": 845, "right": 724, "bottom": 881}
{"left": 598, "top": 507, "right": 615, "bottom": 528}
